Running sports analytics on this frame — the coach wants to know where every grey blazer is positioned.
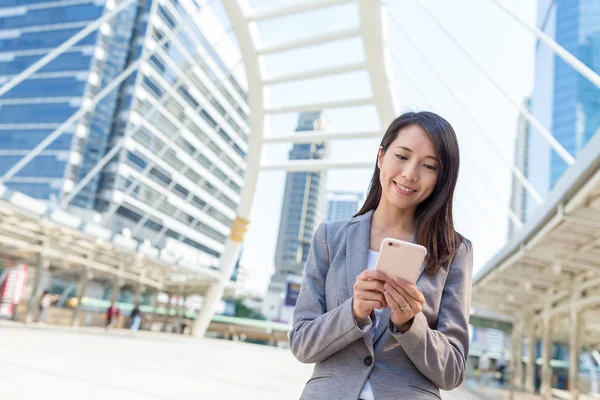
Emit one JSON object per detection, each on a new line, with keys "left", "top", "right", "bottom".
{"left": 289, "top": 210, "right": 473, "bottom": 400}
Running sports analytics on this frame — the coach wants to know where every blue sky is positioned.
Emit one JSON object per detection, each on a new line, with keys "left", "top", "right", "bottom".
{"left": 210, "top": 0, "right": 539, "bottom": 294}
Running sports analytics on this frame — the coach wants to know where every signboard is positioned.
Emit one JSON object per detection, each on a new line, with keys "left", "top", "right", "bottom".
{"left": 284, "top": 282, "right": 301, "bottom": 307}
{"left": 0, "top": 264, "right": 28, "bottom": 318}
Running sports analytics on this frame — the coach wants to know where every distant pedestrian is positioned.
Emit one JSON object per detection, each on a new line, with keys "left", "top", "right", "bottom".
{"left": 105, "top": 301, "right": 120, "bottom": 330}
{"left": 38, "top": 290, "right": 58, "bottom": 324}
{"left": 496, "top": 357, "right": 507, "bottom": 384}
{"left": 130, "top": 304, "right": 142, "bottom": 332}
{"left": 478, "top": 350, "right": 492, "bottom": 385}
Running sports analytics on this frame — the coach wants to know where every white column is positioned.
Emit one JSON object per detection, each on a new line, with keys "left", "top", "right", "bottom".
{"left": 72, "top": 266, "right": 92, "bottom": 327}
{"left": 541, "top": 307, "right": 554, "bottom": 399}
{"left": 162, "top": 293, "right": 171, "bottom": 332}
{"left": 26, "top": 250, "right": 50, "bottom": 323}
{"left": 192, "top": 0, "right": 265, "bottom": 338}
{"left": 569, "top": 290, "right": 582, "bottom": 400}
{"left": 525, "top": 319, "right": 537, "bottom": 393}
{"left": 512, "top": 322, "right": 524, "bottom": 392}
{"left": 111, "top": 263, "right": 125, "bottom": 303}
{"left": 177, "top": 295, "right": 186, "bottom": 334}
{"left": 147, "top": 291, "right": 159, "bottom": 326}
{"left": 133, "top": 270, "right": 146, "bottom": 305}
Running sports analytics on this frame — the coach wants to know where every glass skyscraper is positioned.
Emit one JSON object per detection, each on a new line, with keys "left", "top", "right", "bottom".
{"left": 526, "top": 0, "right": 600, "bottom": 220}
{"left": 0, "top": 0, "right": 250, "bottom": 271}
{"left": 549, "top": 0, "right": 600, "bottom": 183}
{"left": 0, "top": 0, "right": 112, "bottom": 199}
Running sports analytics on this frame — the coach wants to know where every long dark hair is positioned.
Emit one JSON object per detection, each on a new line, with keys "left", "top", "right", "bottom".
{"left": 355, "top": 111, "right": 464, "bottom": 275}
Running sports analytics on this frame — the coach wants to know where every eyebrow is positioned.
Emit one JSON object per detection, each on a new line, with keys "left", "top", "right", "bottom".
{"left": 396, "top": 146, "right": 439, "bottom": 162}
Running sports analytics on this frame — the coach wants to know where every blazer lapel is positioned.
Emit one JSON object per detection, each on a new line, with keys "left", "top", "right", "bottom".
{"left": 345, "top": 210, "right": 373, "bottom": 296}
{"left": 416, "top": 262, "right": 427, "bottom": 283}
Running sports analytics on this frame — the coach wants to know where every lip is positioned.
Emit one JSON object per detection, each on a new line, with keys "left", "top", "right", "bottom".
{"left": 393, "top": 181, "right": 417, "bottom": 196}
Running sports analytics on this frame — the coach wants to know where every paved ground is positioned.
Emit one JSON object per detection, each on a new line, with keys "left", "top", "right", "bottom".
{"left": 0, "top": 321, "right": 506, "bottom": 399}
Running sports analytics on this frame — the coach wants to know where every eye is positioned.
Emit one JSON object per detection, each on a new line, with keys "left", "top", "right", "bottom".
{"left": 424, "top": 164, "right": 437, "bottom": 171}
{"left": 395, "top": 154, "right": 407, "bottom": 161}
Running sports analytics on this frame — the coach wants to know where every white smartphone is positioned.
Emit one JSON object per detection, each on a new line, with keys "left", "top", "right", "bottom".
{"left": 374, "top": 238, "right": 427, "bottom": 284}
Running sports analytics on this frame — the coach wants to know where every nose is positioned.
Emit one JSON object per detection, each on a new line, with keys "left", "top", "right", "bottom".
{"left": 402, "top": 163, "right": 418, "bottom": 182}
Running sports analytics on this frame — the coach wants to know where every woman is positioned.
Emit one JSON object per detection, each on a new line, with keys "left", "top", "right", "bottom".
{"left": 289, "top": 112, "right": 473, "bottom": 400}
{"left": 38, "top": 290, "right": 59, "bottom": 324}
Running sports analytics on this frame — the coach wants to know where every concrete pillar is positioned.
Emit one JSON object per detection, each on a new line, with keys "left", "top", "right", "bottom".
{"left": 110, "top": 278, "right": 121, "bottom": 303}
{"left": 177, "top": 295, "right": 187, "bottom": 334}
{"left": 147, "top": 291, "right": 158, "bottom": 325}
{"left": 133, "top": 283, "right": 145, "bottom": 305}
{"left": 511, "top": 322, "right": 524, "bottom": 392}
{"left": 541, "top": 311, "right": 553, "bottom": 399}
{"left": 72, "top": 266, "right": 92, "bottom": 327}
{"left": 26, "top": 251, "right": 50, "bottom": 323}
{"left": 133, "top": 269, "right": 145, "bottom": 305}
{"left": 110, "top": 263, "right": 125, "bottom": 303}
{"left": 525, "top": 319, "right": 537, "bottom": 393}
{"left": 162, "top": 293, "right": 171, "bottom": 332}
{"left": 569, "top": 291, "right": 582, "bottom": 400}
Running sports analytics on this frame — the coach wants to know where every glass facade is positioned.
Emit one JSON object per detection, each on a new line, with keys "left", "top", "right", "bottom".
{"left": 549, "top": 0, "right": 600, "bottom": 184}
{"left": 0, "top": 0, "right": 250, "bottom": 271}
{"left": 270, "top": 112, "right": 327, "bottom": 292}
{"left": 0, "top": 0, "right": 106, "bottom": 200}
{"left": 526, "top": 0, "right": 600, "bottom": 220}
{"left": 326, "top": 191, "right": 363, "bottom": 222}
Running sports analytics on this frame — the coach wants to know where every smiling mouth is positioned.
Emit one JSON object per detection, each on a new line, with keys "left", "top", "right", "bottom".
{"left": 394, "top": 181, "right": 417, "bottom": 194}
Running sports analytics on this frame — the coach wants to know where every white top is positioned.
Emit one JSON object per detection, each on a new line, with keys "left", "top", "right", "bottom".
{"left": 41, "top": 295, "right": 51, "bottom": 309}
{"left": 358, "top": 249, "right": 381, "bottom": 400}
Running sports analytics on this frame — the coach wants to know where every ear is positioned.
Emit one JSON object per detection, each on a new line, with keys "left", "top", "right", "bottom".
{"left": 377, "top": 146, "right": 384, "bottom": 169}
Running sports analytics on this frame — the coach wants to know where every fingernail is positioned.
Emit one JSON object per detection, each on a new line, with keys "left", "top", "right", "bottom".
{"left": 394, "top": 277, "right": 401, "bottom": 285}
{"left": 384, "top": 284, "right": 390, "bottom": 291}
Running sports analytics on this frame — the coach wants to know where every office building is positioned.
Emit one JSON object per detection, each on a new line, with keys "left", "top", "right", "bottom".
{"left": 264, "top": 112, "right": 328, "bottom": 321}
{"left": 526, "top": 0, "right": 600, "bottom": 219}
{"left": 0, "top": 0, "right": 250, "bottom": 270}
{"left": 326, "top": 191, "right": 363, "bottom": 222}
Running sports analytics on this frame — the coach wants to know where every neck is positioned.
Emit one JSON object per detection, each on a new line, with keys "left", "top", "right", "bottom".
{"left": 372, "top": 201, "right": 415, "bottom": 235}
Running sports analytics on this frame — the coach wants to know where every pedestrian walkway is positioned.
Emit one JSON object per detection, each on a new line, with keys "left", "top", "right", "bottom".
{"left": 0, "top": 320, "right": 555, "bottom": 400}
{"left": 0, "top": 320, "right": 312, "bottom": 399}
{"left": 463, "top": 379, "right": 542, "bottom": 400}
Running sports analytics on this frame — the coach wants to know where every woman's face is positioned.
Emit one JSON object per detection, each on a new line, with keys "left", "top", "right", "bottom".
{"left": 377, "top": 124, "right": 440, "bottom": 213}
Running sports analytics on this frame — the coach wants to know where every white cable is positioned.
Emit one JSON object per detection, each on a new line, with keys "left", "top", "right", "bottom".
{"left": 487, "top": 0, "right": 600, "bottom": 91}
{"left": 408, "top": 0, "right": 575, "bottom": 167}
{"left": 388, "top": 9, "right": 544, "bottom": 206}
{"left": 391, "top": 51, "right": 523, "bottom": 229}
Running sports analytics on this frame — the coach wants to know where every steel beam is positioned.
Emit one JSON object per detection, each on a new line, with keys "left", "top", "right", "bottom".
{"left": 256, "top": 27, "right": 361, "bottom": 55}
{"left": 247, "top": 0, "right": 355, "bottom": 21}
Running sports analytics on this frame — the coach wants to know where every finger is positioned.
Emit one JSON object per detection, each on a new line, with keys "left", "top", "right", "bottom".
{"left": 359, "top": 269, "right": 388, "bottom": 282}
{"left": 384, "top": 283, "right": 410, "bottom": 310}
{"left": 358, "top": 300, "right": 386, "bottom": 310}
{"left": 393, "top": 278, "right": 425, "bottom": 304}
{"left": 357, "top": 291, "right": 387, "bottom": 307}
{"left": 384, "top": 291, "right": 405, "bottom": 313}
{"left": 389, "top": 283, "right": 421, "bottom": 313}
{"left": 355, "top": 279, "right": 385, "bottom": 293}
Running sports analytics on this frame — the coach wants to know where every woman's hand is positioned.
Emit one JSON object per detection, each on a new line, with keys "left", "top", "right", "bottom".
{"left": 352, "top": 270, "right": 388, "bottom": 320}
{"left": 384, "top": 277, "right": 425, "bottom": 332}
